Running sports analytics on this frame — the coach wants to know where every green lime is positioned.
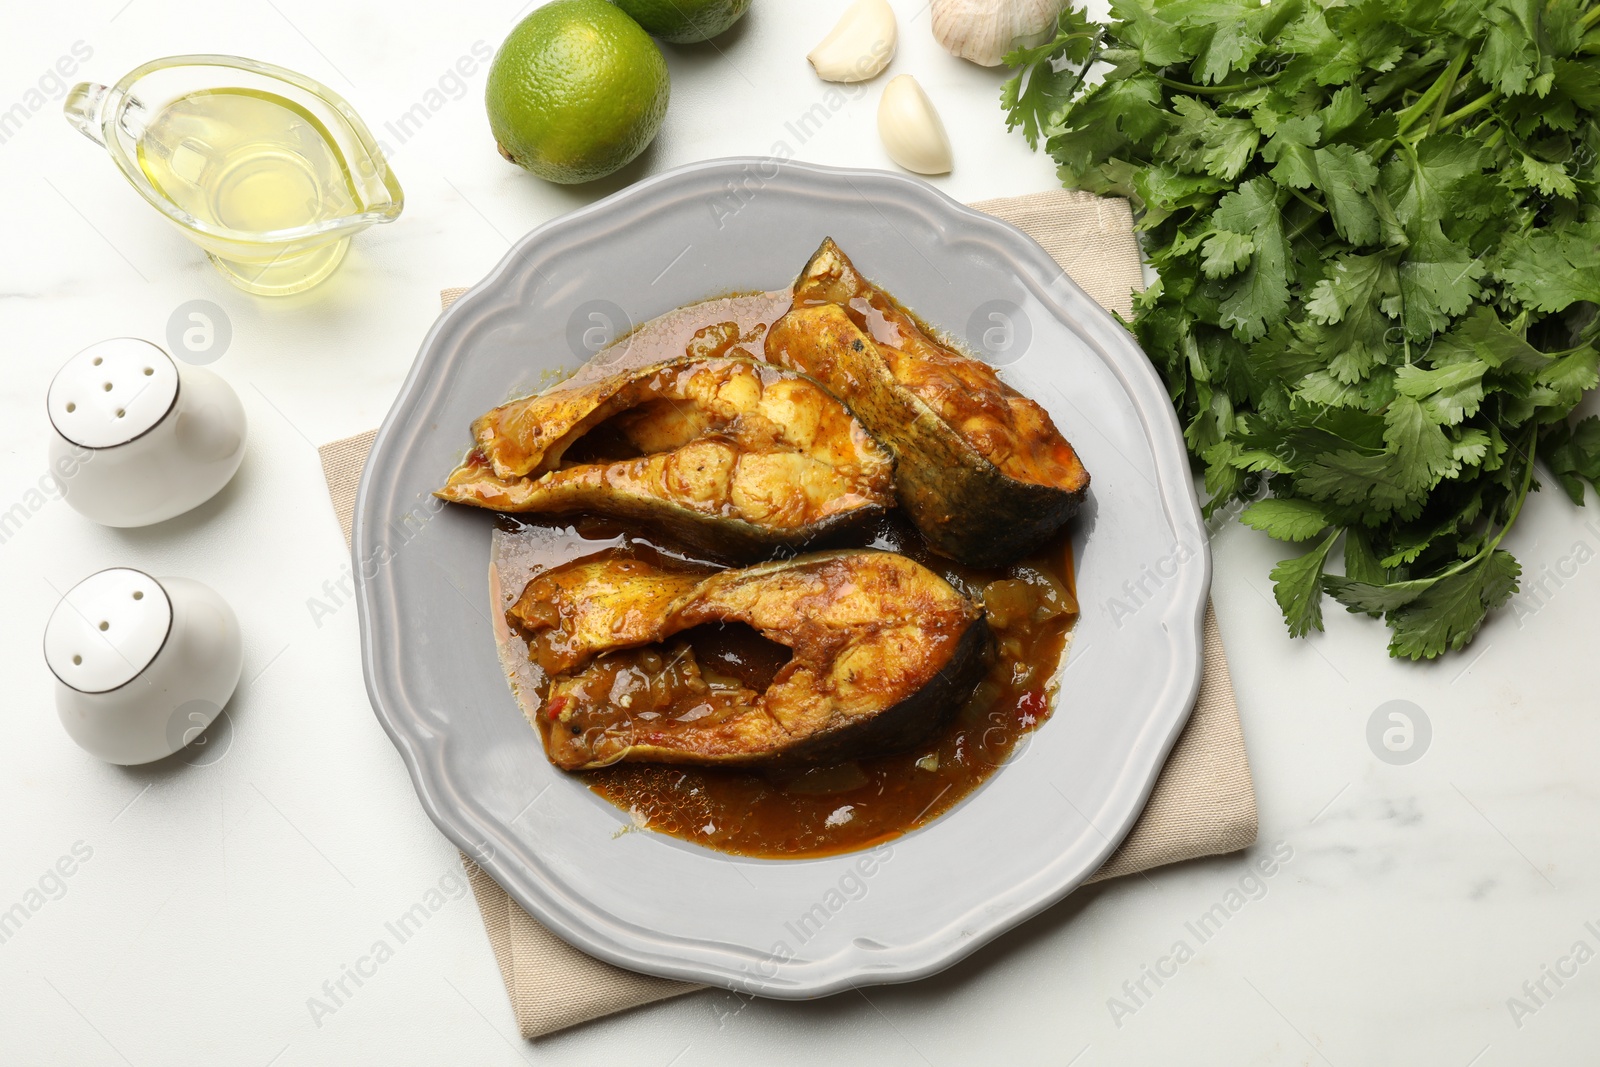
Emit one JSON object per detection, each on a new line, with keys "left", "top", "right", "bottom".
{"left": 486, "top": 0, "right": 671, "bottom": 184}
{"left": 611, "top": 0, "right": 750, "bottom": 44}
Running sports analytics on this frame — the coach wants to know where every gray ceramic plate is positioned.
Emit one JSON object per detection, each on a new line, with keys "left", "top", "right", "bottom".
{"left": 353, "top": 157, "right": 1209, "bottom": 998}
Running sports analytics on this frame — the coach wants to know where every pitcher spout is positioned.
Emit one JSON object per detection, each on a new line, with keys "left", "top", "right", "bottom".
{"left": 63, "top": 82, "right": 111, "bottom": 146}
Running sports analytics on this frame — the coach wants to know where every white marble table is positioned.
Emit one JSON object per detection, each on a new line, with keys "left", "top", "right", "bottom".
{"left": 4, "top": 2, "right": 1598, "bottom": 1063}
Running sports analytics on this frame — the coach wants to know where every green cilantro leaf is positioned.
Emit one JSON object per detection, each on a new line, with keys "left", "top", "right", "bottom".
{"left": 1329, "top": 528, "right": 1394, "bottom": 617}
{"left": 1271, "top": 530, "right": 1341, "bottom": 637}
{"left": 1384, "top": 394, "right": 1460, "bottom": 494}
{"left": 1000, "top": 8, "right": 1101, "bottom": 149}
{"left": 1213, "top": 178, "right": 1292, "bottom": 339}
{"left": 1109, "top": 0, "right": 1188, "bottom": 67}
{"left": 1195, "top": 26, "right": 1256, "bottom": 85}
{"left": 1476, "top": 0, "right": 1554, "bottom": 97}
{"left": 1542, "top": 416, "right": 1600, "bottom": 504}
{"left": 1318, "top": 85, "right": 1371, "bottom": 140}
{"left": 1394, "top": 359, "right": 1488, "bottom": 424}
{"left": 1241, "top": 497, "right": 1331, "bottom": 541}
{"left": 1200, "top": 230, "right": 1255, "bottom": 278}
{"left": 1496, "top": 221, "right": 1600, "bottom": 312}
{"left": 1168, "top": 96, "right": 1261, "bottom": 180}
{"left": 1388, "top": 550, "right": 1522, "bottom": 659}
{"left": 1382, "top": 136, "right": 1488, "bottom": 232}
{"left": 1397, "top": 222, "right": 1487, "bottom": 339}
{"left": 1521, "top": 156, "right": 1578, "bottom": 198}
{"left": 1310, "top": 144, "right": 1381, "bottom": 245}
{"left": 1322, "top": 572, "right": 1431, "bottom": 615}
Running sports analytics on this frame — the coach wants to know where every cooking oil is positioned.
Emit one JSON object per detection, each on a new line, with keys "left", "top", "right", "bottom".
{"left": 136, "top": 88, "right": 362, "bottom": 290}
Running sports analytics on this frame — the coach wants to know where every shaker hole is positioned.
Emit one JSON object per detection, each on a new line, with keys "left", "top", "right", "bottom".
{"left": 132, "top": 591, "right": 144, "bottom": 600}
{"left": 92, "top": 357, "right": 102, "bottom": 366}
{"left": 65, "top": 402, "right": 76, "bottom": 413}
{"left": 115, "top": 409, "right": 125, "bottom": 418}
{"left": 98, "top": 621, "right": 109, "bottom": 631}
{"left": 102, "top": 382, "right": 113, "bottom": 392}
{"left": 143, "top": 367, "right": 154, "bottom": 376}
{"left": 72, "top": 655, "right": 82, "bottom": 665}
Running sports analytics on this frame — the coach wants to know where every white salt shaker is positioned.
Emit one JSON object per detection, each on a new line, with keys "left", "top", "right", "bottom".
{"left": 44, "top": 568, "right": 243, "bottom": 765}
{"left": 47, "top": 338, "right": 247, "bottom": 527}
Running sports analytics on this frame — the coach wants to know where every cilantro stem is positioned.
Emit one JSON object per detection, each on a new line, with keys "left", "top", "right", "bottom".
{"left": 1285, "top": 211, "right": 1323, "bottom": 241}
{"left": 1483, "top": 428, "right": 1539, "bottom": 555}
{"left": 1425, "top": 47, "right": 1470, "bottom": 136}
{"left": 1284, "top": 185, "right": 1328, "bottom": 214}
{"left": 1156, "top": 72, "right": 1285, "bottom": 95}
{"left": 1370, "top": 48, "right": 1475, "bottom": 157}
{"left": 1394, "top": 48, "right": 1468, "bottom": 136}
{"left": 1433, "top": 89, "right": 1498, "bottom": 132}
{"left": 1583, "top": 3, "right": 1600, "bottom": 30}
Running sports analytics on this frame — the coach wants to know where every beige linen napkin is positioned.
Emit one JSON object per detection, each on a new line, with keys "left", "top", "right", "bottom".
{"left": 317, "top": 188, "right": 1256, "bottom": 1038}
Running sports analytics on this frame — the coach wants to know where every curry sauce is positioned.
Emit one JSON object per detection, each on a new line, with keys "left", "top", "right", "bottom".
{"left": 492, "top": 512, "right": 1075, "bottom": 858}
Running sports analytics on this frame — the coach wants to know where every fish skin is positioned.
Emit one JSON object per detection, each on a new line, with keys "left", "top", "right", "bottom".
{"left": 513, "top": 549, "right": 989, "bottom": 770}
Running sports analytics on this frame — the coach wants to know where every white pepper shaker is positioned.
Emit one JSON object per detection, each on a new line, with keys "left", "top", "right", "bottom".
{"left": 47, "top": 338, "right": 247, "bottom": 527}
{"left": 44, "top": 568, "right": 243, "bottom": 765}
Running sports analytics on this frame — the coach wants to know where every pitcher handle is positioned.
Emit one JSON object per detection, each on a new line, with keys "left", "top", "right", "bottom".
{"left": 64, "top": 83, "right": 111, "bottom": 146}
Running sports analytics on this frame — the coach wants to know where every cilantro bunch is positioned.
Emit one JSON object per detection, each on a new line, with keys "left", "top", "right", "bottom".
{"left": 1003, "top": 0, "right": 1600, "bottom": 658}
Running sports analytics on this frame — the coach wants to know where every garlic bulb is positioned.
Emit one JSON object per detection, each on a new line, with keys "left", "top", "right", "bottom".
{"left": 808, "top": 0, "right": 898, "bottom": 83}
{"left": 931, "top": 0, "right": 1069, "bottom": 67}
{"left": 877, "top": 75, "right": 953, "bottom": 175}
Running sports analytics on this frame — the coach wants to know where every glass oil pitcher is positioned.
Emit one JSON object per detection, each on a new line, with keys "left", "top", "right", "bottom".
{"left": 65, "top": 55, "right": 403, "bottom": 296}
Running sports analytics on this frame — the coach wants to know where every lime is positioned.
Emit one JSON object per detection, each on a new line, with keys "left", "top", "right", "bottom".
{"left": 611, "top": 0, "right": 750, "bottom": 44}
{"left": 486, "top": 0, "right": 671, "bottom": 184}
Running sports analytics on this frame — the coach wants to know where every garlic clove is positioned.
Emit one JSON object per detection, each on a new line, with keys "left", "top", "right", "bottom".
{"left": 877, "top": 74, "right": 953, "bottom": 175}
{"left": 931, "top": 0, "right": 1069, "bottom": 67}
{"left": 808, "top": 0, "right": 898, "bottom": 83}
